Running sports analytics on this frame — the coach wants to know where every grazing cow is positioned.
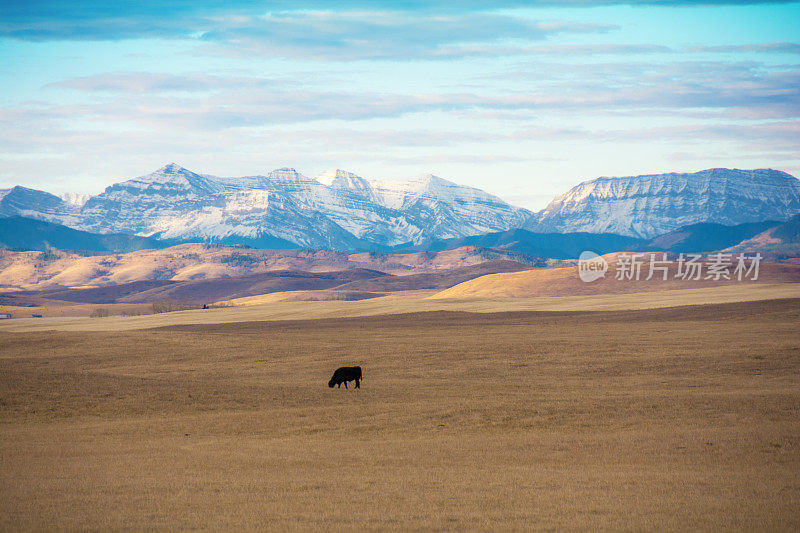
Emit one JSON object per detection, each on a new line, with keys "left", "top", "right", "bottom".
{"left": 328, "top": 366, "right": 362, "bottom": 389}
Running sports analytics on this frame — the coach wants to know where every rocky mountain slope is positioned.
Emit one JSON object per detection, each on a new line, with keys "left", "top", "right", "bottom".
{"left": 3, "top": 165, "right": 799, "bottom": 250}
{"left": 528, "top": 168, "right": 800, "bottom": 239}
{"left": 2, "top": 164, "right": 531, "bottom": 251}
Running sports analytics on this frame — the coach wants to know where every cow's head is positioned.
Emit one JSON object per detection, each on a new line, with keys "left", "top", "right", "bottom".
{"left": 328, "top": 379, "right": 335, "bottom": 388}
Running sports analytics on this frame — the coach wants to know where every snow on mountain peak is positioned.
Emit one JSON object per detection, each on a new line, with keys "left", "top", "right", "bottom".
{"left": 12, "top": 163, "right": 795, "bottom": 252}
{"left": 315, "top": 170, "right": 339, "bottom": 187}
{"left": 147, "top": 163, "right": 199, "bottom": 181}
{"left": 413, "top": 173, "right": 461, "bottom": 190}
{"left": 316, "top": 169, "right": 361, "bottom": 187}
{"left": 60, "top": 192, "right": 90, "bottom": 207}
{"left": 315, "top": 170, "right": 375, "bottom": 196}
{"left": 97, "top": 163, "right": 225, "bottom": 200}
{"left": 532, "top": 168, "right": 800, "bottom": 238}
{"left": 416, "top": 173, "right": 440, "bottom": 183}
{"left": 267, "top": 167, "right": 316, "bottom": 184}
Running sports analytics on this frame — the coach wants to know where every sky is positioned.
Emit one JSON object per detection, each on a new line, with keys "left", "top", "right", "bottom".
{"left": 0, "top": 0, "right": 798, "bottom": 210}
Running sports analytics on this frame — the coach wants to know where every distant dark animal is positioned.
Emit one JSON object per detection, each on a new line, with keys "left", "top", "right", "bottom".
{"left": 328, "top": 366, "right": 362, "bottom": 389}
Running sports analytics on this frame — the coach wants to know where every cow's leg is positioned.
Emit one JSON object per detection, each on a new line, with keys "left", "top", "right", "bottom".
{"left": 355, "top": 379, "right": 360, "bottom": 388}
{"left": 344, "top": 382, "right": 348, "bottom": 389}
{"left": 337, "top": 382, "right": 341, "bottom": 388}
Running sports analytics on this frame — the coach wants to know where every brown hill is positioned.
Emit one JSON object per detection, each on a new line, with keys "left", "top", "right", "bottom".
{"left": 19, "top": 269, "right": 388, "bottom": 305}
{"left": 0, "top": 244, "right": 543, "bottom": 291}
{"left": 33, "top": 280, "right": 178, "bottom": 304}
{"left": 116, "top": 269, "right": 388, "bottom": 304}
{"left": 430, "top": 259, "right": 800, "bottom": 299}
{"left": 3, "top": 260, "right": 539, "bottom": 307}
{"left": 724, "top": 214, "right": 800, "bottom": 261}
{"left": 332, "top": 260, "right": 533, "bottom": 292}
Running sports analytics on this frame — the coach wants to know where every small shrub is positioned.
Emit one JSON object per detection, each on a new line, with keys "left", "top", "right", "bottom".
{"left": 220, "top": 252, "right": 261, "bottom": 267}
{"left": 121, "top": 309, "right": 150, "bottom": 317}
{"left": 90, "top": 308, "right": 109, "bottom": 318}
{"left": 151, "top": 267, "right": 175, "bottom": 280}
{"left": 152, "top": 299, "right": 199, "bottom": 314}
{"left": 37, "top": 250, "right": 61, "bottom": 261}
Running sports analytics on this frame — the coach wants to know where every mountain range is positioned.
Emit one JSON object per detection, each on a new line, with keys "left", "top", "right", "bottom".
{"left": 528, "top": 168, "right": 800, "bottom": 239}
{"left": 1, "top": 164, "right": 799, "bottom": 251}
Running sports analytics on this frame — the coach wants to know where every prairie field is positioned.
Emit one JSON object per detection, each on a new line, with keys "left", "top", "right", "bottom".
{"left": 1, "top": 298, "right": 799, "bottom": 530}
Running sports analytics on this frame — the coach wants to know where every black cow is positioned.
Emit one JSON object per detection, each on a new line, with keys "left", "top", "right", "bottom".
{"left": 328, "top": 366, "right": 362, "bottom": 389}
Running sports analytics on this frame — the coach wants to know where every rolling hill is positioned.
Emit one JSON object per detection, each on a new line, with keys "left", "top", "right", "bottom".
{"left": 31, "top": 269, "right": 389, "bottom": 305}
{"left": 634, "top": 220, "right": 780, "bottom": 253}
{"left": 330, "top": 260, "right": 532, "bottom": 292}
{"left": 0, "top": 216, "right": 174, "bottom": 252}
{"left": 9, "top": 261, "right": 535, "bottom": 306}
{"left": 429, "top": 259, "right": 800, "bottom": 299}
{"left": 724, "top": 214, "right": 800, "bottom": 261}
{"left": 0, "top": 243, "right": 544, "bottom": 291}
{"left": 395, "top": 219, "right": 796, "bottom": 259}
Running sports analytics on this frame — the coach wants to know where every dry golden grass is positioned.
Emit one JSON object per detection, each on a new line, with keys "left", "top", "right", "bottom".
{"left": 1, "top": 299, "right": 799, "bottom": 530}
{"left": 2, "top": 282, "right": 800, "bottom": 333}
{"left": 218, "top": 289, "right": 390, "bottom": 305}
{"left": 431, "top": 260, "right": 800, "bottom": 299}
{"left": 0, "top": 301, "right": 154, "bottom": 319}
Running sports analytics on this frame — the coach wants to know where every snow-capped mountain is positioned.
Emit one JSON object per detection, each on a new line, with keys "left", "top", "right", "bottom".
{"left": 0, "top": 186, "right": 82, "bottom": 227}
{"left": 79, "top": 163, "right": 228, "bottom": 236}
{"left": 59, "top": 192, "right": 91, "bottom": 207}
{"left": 4, "top": 163, "right": 531, "bottom": 250}
{"left": 3, "top": 165, "right": 799, "bottom": 250}
{"left": 528, "top": 168, "right": 800, "bottom": 239}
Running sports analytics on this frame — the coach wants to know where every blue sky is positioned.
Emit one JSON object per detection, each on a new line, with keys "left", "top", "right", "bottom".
{"left": 0, "top": 0, "right": 798, "bottom": 209}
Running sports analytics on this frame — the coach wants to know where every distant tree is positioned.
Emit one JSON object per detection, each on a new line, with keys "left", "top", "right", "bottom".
{"left": 37, "top": 250, "right": 60, "bottom": 261}
{"left": 152, "top": 299, "right": 199, "bottom": 314}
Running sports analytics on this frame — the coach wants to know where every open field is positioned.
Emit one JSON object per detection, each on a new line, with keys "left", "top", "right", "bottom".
{"left": 1, "top": 298, "right": 799, "bottom": 530}
{"left": 2, "top": 282, "right": 800, "bottom": 332}
{"left": 2, "top": 252, "right": 798, "bottom": 324}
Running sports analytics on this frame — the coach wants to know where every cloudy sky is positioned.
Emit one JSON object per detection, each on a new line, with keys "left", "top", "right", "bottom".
{"left": 1, "top": 0, "right": 798, "bottom": 209}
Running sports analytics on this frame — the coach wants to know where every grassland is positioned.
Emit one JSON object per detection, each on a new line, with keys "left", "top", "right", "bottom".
{"left": 1, "top": 298, "right": 799, "bottom": 530}
{"left": 2, "top": 282, "right": 800, "bottom": 333}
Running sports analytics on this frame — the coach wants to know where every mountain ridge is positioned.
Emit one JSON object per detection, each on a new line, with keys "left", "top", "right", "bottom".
{"left": 69, "top": 164, "right": 533, "bottom": 249}
{"left": 528, "top": 168, "right": 800, "bottom": 239}
{"left": 2, "top": 165, "right": 799, "bottom": 250}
